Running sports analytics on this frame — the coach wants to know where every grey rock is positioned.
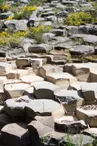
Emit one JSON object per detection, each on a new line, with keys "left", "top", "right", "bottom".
{"left": 32, "top": 81, "right": 59, "bottom": 100}
{"left": 41, "top": 11, "right": 54, "bottom": 17}
{"left": 4, "top": 20, "right": 28, "bottom": 31}
{"left": 66, "top": 26, "right": 79, "bottom": 35}
{"left": 71, "top": 34, "right": 97, "bottom": 45}
{"left": 40, "top": 131, "right": 66, "bottom": 146}
{"left": 1, "top": 123, "right": 31, "bottom": 146}
{"left": 56, "top": 10, "right": 68, "bottom": 17}
{"left": 88, "top": 25, "right": 97, "bottom": 36}
{"left": 28, "top": 44, "right": 52, "bottom": 53}
{"left": 0, "top": 114, "right": 11, "bottom": 130}
{"left": 35, "top": 116, "right": 54, "bottom": 129}
{"left": 54, "top": 116, "right": 87, "bottom": 134}
{"left": 70, "top": 45, "right": 95, "bottom": 55}
{"left": 51, "top": 29, "right": 65, "bottom": 36}
{"left": 20, "top": 0, "right": 29, "bottom": 3}
{"left": 54, "top": 89, "right": 84, "bottom": 114}
{"left": 61, "top": 0, "right": 76, "bottom": 5}
{"left": 81, "top": 82, "right": 97, "bottom": 102}
{"left": 28, "top": 120, "right": 53, "bottom": 146}
{"left": 26, "top": 99, "right": 61, "bottom": 120}
{"left": 4, "top": 96, "right": 31, "bottom": 121}
{"left": 0, "top": 11, "right": 13, "bottom": 20}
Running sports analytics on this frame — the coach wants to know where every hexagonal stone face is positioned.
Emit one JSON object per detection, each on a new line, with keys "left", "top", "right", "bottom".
{"left": 71, "top": 63, "right": 90, "bottom": 82}
{"left": 54, "top": 89, "right": 84, "bottom": 115}
{"left": 32, "top": 81, "right": 59, "bottom": 100}
{"left": 38, "top": 64, "right": 63, "bottom": 79}
{"left": 70, "top": 82, "right": 97, "bottom": 104}
{"left": 70, "top": 45, "right": 95, "bottom": 55}
{"left": 64, "top": 63, "right": 97, "bottom": 82}
{"left": 90, "top": 70, "right": 97, "bottom": 82}
{"left": 4, "top": 83, "right": 30, "bottom": 98}
{"left": 1, "top": 123, "right": 31, "bottom": 146}
{"left": 84, "top": 128, "right": 97, "bottom": 137}
{"left": 4, "top": 96, "right": 31, "bottom": 121}
{"left": 28, "top": 120, "right": 54, "bottom": 146}
{"left": 0, "top": 62, "right": 12, "bottom": 76}
{"left": 35, "top": 116, "right": 54, "bottom": 129}
{"left": 6, "top": 69, "right": 29, "bottom": 79}
{"left": 76, "top": 105, "right": 97, "bottom": 127}
{"left": 28, "top": 44, "right": 52, "bottom": 53}
{"left": 54, "top": 116, "right": 87, "bottom": 134}
{"left": 28, "top": 120, "right": 53, "bottom": 137}
{"left": 71, "top": 34, "right": 97, "bottom": 45}
{"left": 26, "top": 99, "right": 61, "bottom": 120}
{"left": 81, "top": 83, "right": 97, "bottom": 102}
{"left": 46, "top": 72, "right": 77, "bottom": 89}
{"left": 20, "top": 75, "right": 44, "bottom": 84}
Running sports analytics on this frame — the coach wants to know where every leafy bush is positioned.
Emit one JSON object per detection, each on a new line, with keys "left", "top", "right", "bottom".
{"left": 0, "top": 0, "right": 6, "bottom": 4}
{"left": 27, "top": 25, "right": 52, "bottom": 43}
{"left": 14, "top": 6, "right": 37, "bottom": 20}
{"left": 29, "top": 0, "right": 46, "bottom": 6}
{"left": 66, "top": 11, "right": 96, "bottom": 26}
{"left": 0, "top": 30, "right": 28, "bottom": 47}
{"left": 0, "top": 0, "right": 9, "bottom": 12}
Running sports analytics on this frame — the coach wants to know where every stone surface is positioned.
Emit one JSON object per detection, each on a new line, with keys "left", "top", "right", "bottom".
{"left": 54, "top": 89, "right": 84, "bottom": 114}
{"left": 1, "top": 123, "right": 31, "bottom": 146}
{"left": 84, "top": 128, "right": 97, "bottom": 137}
{"left": 76, "top": 105, "right": 97, "bottom": 127}
{"left": 70, "top": 45, "right": 95, "bottom": 55}
{"left": 26, "top": 99, "right": 61, "bottom": 120}
{"left": 81, "top": 83, "right": 97, "bottom": 102}
{"left": 28, "top": 120, "right": 53, "bottom": 146}
{"left": 71, "top": 34, "right": 97, "bottom": 45}
{"left": 35, "top": 116, "right": 54, "bottom": 129}
{"left": 16, "top": 58, "right": 30, "bottom": 68}
{"left": 70, "top": 63, "right": 97, "bottom": 82}
{"left": 0, "top": 62, "right": 12, "bottom": 76}
{"left": 1, "top": 0, "right": 97, "bottom": 145}
{"left": 90, "top": 70, "right": 97, "bottom": 82}
{"left": 54, "top": 116, "right": 87, "bottom": 134}
{"left": 4, "top": 19, "right": 28, "bottom": 31}
{"left": 0, "top": 114, "right": 11, "bottom": 130}
{"left": 28, "top": 44, "right": 52, "bottom": 53}
{"left": 52, "top": 105, "right": 65, "bottom": 120}
{"left": 46, "top": 72, "right": 77, "bottom": 89}
{"left": 4, "top": 83, "right": 30, "bottom": 98}
{"left": 20, "top": 75, "right": 44, "bottom": 84}
{"left": 6, "top": 69, "right": 29, "bottom": 79}
{"left": 4, "top": 96, "right": 31, "bottom": 121}
{"left": 38, "top": 64, "right": 63, "bottom": 79}
{"left": 32, "top": 81, "right": 59, "bottom": 100}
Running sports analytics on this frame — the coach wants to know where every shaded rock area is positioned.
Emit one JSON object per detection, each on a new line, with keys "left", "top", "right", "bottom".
{"left": 1, "top": 0, "right": 97, "bottom": 145}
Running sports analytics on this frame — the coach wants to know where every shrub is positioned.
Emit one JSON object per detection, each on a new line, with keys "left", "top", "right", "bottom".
{"left": 29, "top": 0, "right": 46, "bottom": 6}
{"left": 66, "top": 11, "right": 96, "bottom": 26}
{"left": 14, "top": 6, "right": 37, "bottom": 20}
{"left": 0, "top": 30, "right": 28, "bottom": 47}
{"left": 0, "top": 0, "right": 9, "bottom": 12}
{"left": 27, "top": 25, "right": 52, "bottom": 43}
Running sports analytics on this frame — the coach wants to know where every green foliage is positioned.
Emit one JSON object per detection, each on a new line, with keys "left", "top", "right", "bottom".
{"left": 0, "top": 0, "right": 6, "bottom": 4}
{"left": 29, "top": 0, "right": 46, "bottom": 6}
{"left": 14, "top": 10, "right": 31, "bottom": 20}
{"left": 66, "top": 11, "right": 96, "bottom": 26}
{"left": 27, "top": 25, "right": 52, "bottom": 43}
{"left": 13, "top": 6, "right": 37, "bottom": 20}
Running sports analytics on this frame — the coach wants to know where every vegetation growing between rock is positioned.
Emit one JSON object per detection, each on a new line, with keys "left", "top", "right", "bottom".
{"left": 66, "top": 11, "right": 96, "bottom": 26}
